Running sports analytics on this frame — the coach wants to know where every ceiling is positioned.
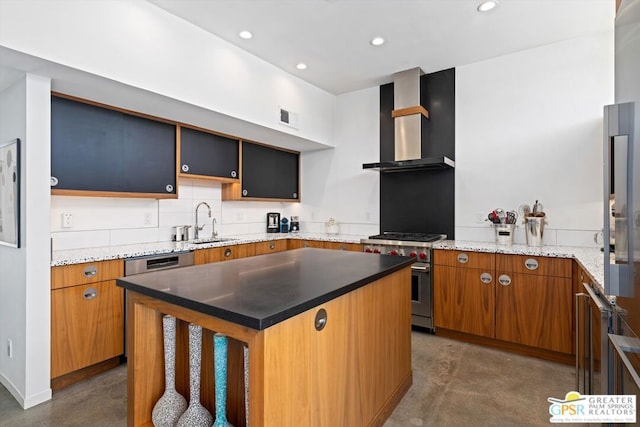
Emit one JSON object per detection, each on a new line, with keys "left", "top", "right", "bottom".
{"left": 148, "top": 0, "right": 613, "bottom": 95}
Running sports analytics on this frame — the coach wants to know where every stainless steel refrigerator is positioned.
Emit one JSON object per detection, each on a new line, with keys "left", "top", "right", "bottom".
{"left": 603, "top": 0, "right": 640, "bottom": 402}
{"left": 568, "top": 2, "right": 640, "bottom": 415}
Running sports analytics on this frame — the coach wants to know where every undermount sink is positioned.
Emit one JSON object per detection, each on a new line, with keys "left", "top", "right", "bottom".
{"left": 189, "top": 237, "right": 236, "bottom": 245}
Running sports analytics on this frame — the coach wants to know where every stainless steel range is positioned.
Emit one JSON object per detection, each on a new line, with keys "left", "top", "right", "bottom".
{"left": 361, "top": 232, "right": 446, "bottom": 330}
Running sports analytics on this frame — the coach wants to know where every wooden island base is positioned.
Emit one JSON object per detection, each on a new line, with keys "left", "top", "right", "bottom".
{"left": 126, "top": 267, "right": 412, "bottom": 427}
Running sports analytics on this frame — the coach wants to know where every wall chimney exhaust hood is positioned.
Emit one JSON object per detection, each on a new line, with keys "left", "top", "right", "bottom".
{"left": 363, "top": 67, "right": 454, "bottom": 172}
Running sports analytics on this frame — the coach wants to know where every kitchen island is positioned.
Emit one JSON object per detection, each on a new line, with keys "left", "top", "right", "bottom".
{"left": 117, "top": 248, "right": 414, "bottom": 427}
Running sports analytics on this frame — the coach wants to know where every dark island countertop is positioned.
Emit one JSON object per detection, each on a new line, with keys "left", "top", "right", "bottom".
{"left": 117, "top": 248, "right": 413, "bottom": 330}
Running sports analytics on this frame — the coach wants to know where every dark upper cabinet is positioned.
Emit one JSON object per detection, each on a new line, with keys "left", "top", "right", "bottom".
{"left": 51, "top": 95, "right": 177, "bottom": 198}
{"left": 179, "top": 126, "right": 239, "bottom": 181}
{"left": 239, "top": 141, "right": 299, "bottom": 200}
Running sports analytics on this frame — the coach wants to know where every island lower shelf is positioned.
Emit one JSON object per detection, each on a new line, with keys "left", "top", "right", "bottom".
{"left": 126, "top": 266, "right": 412, "bottom": 427}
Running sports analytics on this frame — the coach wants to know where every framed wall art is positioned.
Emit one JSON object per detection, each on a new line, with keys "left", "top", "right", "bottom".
{"left": 0, "top": 138, "right": 20, "bottom": 248}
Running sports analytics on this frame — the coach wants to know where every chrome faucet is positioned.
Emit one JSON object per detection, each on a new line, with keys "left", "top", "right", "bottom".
{"left": 194, "top": 201, "right": 211, "bottom": 240}
{"left": 212, "top": 217, "right": 218, "bottom": 238}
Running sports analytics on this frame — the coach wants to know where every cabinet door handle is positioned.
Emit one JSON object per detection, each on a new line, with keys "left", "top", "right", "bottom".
{"left": 83, "top": 287, "right": 98, "bottom": 300}
{"left": 457, "top": 253, "right": 469, "bottom": 264}
{"left": 498, "top": 274, "right": 512, "bottom": 286}
{"left": 224, "top": 248, "right": 232, "bottom": 258}
{"left": 524, "top": 258, "right": 539, "bottom": 270}
{"left": 304, "top": 242, "right": 310, "bottom": 248}
{"left": 480, "top": 272, "right": 493, "bottom": 284}
{"left": 83, "top": 266, "right": 97, "bottom": 278}
{"left": 269, "top": 243, "right": 276, "bottom": 250}
{"left": 315, "top": 308, "right": 327, "bottom": 331}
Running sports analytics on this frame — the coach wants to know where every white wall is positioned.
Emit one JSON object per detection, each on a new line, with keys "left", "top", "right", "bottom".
{"left": 0, "top": 73, "right": 51, "bottom": 409}
{"left": 0, "top": 0, "right": 335, "bottom": 148}
{"left": 455, "top": 31, "right": 614, "bottom": 246}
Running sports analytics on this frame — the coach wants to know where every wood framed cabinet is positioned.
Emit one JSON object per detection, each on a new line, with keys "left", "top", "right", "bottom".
{"left": 194, "top": 243, "right": 256, "bottom": 265}
{"left": 50, "top": 259, "right": 124, "bottom": 388}
{"left": 179, "top": 125, "right": 239, "bottom": 182}
{"left": 287, "top": 240, "right": 362, "bottom": 251}
{"left": 51, "top": 93, "right": 177, "bottom": 199}
{"left": 223, "top": 141, "right": 299, "bottom": 201}
{"left": 254, "top": 240, "right": 288, "bottom": 255}
{"left": 495, "top": 254, "right": 573, "bottom": 354}
{"left": 433, "top": 250, "right": 496, "bottom": 338}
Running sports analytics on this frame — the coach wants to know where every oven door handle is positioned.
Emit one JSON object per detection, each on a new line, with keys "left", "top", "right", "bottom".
{"left": 411, "top": 264, "right": 430, "bottom": 272}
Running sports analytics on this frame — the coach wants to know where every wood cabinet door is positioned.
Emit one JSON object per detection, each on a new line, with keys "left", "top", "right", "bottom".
{"left": 495, "top": 272, "right": 572, "bottom": 353}
{"left": 433, "top": 265, "right": 495, "bottom": 338}
{"left": 255, "top": 240, "right": 288, "bottom": 255}
{"left": 323, "top": 242, "right": 363, "bottom": 251}
{"left": 195, "top": 244, "right": 256, "bottom": 264}
{"left": 51, "top": 280, "right": 124, "bottom": 378}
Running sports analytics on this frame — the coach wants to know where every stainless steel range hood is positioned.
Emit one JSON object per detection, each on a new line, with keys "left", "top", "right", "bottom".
{"left": 363, "top": 67, "right": 454, "bottom": 172}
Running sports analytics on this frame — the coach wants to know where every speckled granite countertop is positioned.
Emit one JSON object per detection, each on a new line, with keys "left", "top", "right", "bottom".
{"left": 50, "top": 233, "right": 365, "bottom": 267}
{"left": 52, "top": 235, "right": 609, "bottom": 297}
{"left": 433, "top": 240, "right": 607, "bottom": 292}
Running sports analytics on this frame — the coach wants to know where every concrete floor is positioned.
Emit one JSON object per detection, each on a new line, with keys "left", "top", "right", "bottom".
{"left": 0, "top": 332, "right": 580, "bottom": 426}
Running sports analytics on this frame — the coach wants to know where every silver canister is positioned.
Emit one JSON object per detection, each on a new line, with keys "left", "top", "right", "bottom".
{"left": 493, "top": 223, "right": 515, "bottom": 245}
{"left": 524, "top": 216, "right": 545, "bottom": 246}
{"left": 173, "top": 226, "right": 184, "bottom": 242}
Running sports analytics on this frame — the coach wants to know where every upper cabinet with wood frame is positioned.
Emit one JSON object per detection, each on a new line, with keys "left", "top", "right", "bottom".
{"left": 178, "top": 125, "right": 240, "bottom": 183}
{"left": 222, "top": 140, "right": 300, "bottom": 202}
{"left": 51, "top": 93, "right": 178, "bottom": 199}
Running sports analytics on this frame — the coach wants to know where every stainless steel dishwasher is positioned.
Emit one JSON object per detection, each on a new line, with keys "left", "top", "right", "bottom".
{"left": 123, "top": 251, "right": 194, "bottom": 357}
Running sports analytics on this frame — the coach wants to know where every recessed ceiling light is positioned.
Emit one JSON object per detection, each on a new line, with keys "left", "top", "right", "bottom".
{"left": 370, "top": 37, "right": 385, "bottom": 46}
{"left": 477, "top": 1, "right": 498, "bottom": 12}
{"left": 239, "top": 30, "right": 253, "bottom": 39}
{"left": 296, "top": 63, "right": 307, "bottom": 70}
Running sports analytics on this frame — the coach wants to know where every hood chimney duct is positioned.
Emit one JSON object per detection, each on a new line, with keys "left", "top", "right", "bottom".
{"left": 392, "top": 67, "right": 429, "bottom": 161}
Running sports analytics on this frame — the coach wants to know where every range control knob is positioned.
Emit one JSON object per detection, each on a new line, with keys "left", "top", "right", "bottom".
{"left": 409, "top": 251, "right": 417, "bottom": 258}
{"left": 373, "top": 248, "right": 381, "bottom": 254}
{"left": 365, "top": 247, "right": 372, "bottom": 253}
{"left": 389, "top": 250, "right": 398, "bottom": 256}
{"left": 418, "top": 252, "right": 427, "bottom": 260}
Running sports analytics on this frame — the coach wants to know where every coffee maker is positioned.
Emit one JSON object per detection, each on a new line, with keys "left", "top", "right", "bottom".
{"left": 266, "top": 212, "right": 280, "bottom": 233}
{"left": 290, "top": 216, "right": 300, "bottom": 233}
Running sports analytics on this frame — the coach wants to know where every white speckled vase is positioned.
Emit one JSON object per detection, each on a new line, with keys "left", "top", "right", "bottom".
{"left": 152, "top": 315, "right": 187, "bottom": 427}
{"left": 212, "top": 333, "right": 234, "bottom": 427}
{"left": 177, "top": 324, "right": 213, "bottom": 427}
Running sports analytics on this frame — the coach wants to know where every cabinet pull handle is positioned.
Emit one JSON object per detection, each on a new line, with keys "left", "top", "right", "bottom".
{"left": 304, "top": 242, "right": 310, "bottom": 248}
{"left": 315, "top": 308, "right": 327, "bottom": 331}
{"left": 83, "top": 266, "right": 97, "bottom": 278}
{"left": 83, "top": 287, "right": 98, "bottom": 300}
{"left": 480, "top": 272, "right": 493, "bottom": 284}
{"left": 498, "top": 274, "right": 512, "bottom": 286}
{"left": 224, "top": 248, "right": 232, "bottom": 258}
{"left": 524, "top": 258, "right": 539, "bottom": 270}
{"left": 457, "top": 253, "right": 469, "bottom": 264}
{"left": 242, "top": 189, "right": 248, "bottom": 196}
{"left": 181, "top": 164, "right": 190, "bottom": 172}
{"left": 231, "top": 170, "right": 237, "bottom": 178}
{"left": 269, "top": 243, "right": 275, "bottom": 250}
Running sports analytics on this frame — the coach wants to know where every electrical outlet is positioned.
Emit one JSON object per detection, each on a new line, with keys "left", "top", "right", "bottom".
{"left": 62, "top": 212, "right": 73, "bottom": 228}
{"left": 7, "top": 339, "right": 12, "bottom": 358}
{"left": 143, "top": 212, "right": 152, "bottom": 225}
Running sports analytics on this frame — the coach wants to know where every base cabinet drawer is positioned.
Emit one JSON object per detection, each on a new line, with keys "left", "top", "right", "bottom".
{"left": 51, "top": 280, "right": 124, "bottom": 378}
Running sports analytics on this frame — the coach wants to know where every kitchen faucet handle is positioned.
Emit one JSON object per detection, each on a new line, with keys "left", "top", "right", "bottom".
{"left": 212, "top": 217, "right": 218, "bottom": 238}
